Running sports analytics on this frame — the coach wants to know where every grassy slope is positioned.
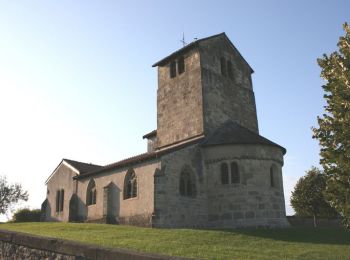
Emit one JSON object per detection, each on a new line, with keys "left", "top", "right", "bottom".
{"left": 0, "top": 223, "right": 349, "bottom": 260}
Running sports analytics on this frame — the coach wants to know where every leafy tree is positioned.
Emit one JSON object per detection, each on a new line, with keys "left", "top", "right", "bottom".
{"left": 0, "top": 176, "right": 28, "bottom": 215}
{"left": 312, "top": 23, "right": 350, "bottom": 227}
{"left": 290, "top": 167, "right": 338, "bottom": 227}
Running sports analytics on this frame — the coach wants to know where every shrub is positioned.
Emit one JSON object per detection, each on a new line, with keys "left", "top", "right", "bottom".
{"left": 12, "top": 208, "right": 41, "bottom": 222}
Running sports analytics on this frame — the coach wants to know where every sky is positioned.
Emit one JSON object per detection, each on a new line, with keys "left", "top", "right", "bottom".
{"left": 0, "top": 0, "right": 349, "bottom": 220}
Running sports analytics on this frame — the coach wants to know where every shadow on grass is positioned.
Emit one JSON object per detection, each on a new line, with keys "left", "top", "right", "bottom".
{"left": 208, "top": 227, "right": 350, "bottom": 245}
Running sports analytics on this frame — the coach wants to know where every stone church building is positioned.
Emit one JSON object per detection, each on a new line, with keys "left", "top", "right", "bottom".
{"left": 43, "top": 33, "right": 289, "bottom": 228}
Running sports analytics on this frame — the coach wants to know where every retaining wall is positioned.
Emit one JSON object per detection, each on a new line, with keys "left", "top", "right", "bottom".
{"left": 0, "top": 229, "right": 191, "bottom": 260}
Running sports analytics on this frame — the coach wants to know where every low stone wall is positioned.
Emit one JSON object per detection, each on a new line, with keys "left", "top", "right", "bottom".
{"left": 287, "top": 216, "right": 343, "bottom": 228}
{"left": 0, "top": 229, "right": 191, "bottom": 260}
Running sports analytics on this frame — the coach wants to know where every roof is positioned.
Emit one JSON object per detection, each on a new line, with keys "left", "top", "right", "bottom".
{"left": 201, "top": 121, "right": 286, "bottom": 154}
{"left": 45, "top": 159, "right": 103, "bottom": 184}
{"left": 142, "top": 130, "right": 157, "bottom": 139}
{"left": 74, "top": 135, "right": 204, "bottom": 180}
{"left": 152, "top": 32, "right": 254, "bottom": 73}
{"left": 62, "top": 159, "right": 103, "bottom": 175}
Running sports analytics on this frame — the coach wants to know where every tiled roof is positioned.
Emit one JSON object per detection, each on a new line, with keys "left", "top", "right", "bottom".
{"left": 201, "top": 121, "right": 286, "bottom": 154}
{"left": 74, "top": 135, "right": 204, "bottom": 180}
{"left": 63, "top": 159, "right": 103, "bottom": 175}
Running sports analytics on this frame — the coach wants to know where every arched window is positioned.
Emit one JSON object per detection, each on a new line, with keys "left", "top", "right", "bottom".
{"left": 86, "top": 179, "right": 97, "bottom": 205}
{"left": 231, "top": 162, "right": 240, "bottom": 184}
{"left": 270, "top": 165, "right": 277, "bottom": 187}
{"left": 179, "top": 166, "right": 196, "bottom": 197}
{"left": 220, "top": 163, "right": 229, "bottom": 184}
{"left": 124, "top": 169, "right": 137, "bottom": 200}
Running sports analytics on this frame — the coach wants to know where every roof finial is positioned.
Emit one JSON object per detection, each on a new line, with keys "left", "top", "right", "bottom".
{"left": 180, "top": 32, "right": 187, "bottom": 47}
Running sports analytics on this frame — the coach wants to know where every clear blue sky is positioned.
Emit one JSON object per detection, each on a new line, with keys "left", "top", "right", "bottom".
{"left": 0, "top": 0, "right": 349, "bottom": 218}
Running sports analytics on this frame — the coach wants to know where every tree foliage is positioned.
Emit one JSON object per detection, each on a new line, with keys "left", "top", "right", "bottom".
{"left": 0, "top": 176, "right": 28, "bottom": 215}
{"left": 12, "top": 208, "right": 41, "bottom": 222}
{"left": 291, "top": 167, "right": 338, "bottom": 227}
{"left": 312, "top": 23, "right": 350, "bottom": 227}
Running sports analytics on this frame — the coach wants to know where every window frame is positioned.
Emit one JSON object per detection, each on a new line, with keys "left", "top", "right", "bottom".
{"left": 86, "top": 179, "right": 97, "bottom": 206}
{"left": 124, "top": 169, "right": 137, "bottom": 200}
{"left": 177, "top": 56, "right": 185, "bottom": 75}
{"left": 270, "top": 166, "right": 277, "bottom": 188}
{"left": 230, "top": 162, "right": 240, "bottom": 184}
{"left": 220, "top": 162, "right": 229, "bottom": 185}
{"left": 179, "top": 166, "right": 196, "bottom": 198}
{"left": 56, "top": 189, "right": 64, "bottom": 213}
{"left": 170, "top": 60, "right": 177, "bottom": 78}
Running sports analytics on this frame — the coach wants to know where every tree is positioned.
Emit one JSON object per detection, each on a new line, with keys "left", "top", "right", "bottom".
{"left": 312, "top": 23, "right": 350, "bottom": 227}
{"left": 0, "top": 176, "right": 28, "bottom": 215}
{"left": 290, "top": 167, "right": 338, "bottom": 227}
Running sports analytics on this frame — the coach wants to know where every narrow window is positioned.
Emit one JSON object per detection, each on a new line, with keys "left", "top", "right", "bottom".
{"left": 221, "top": 163, "right": 229, "bottom": 184}
{"left": 179, "top": 166, "right": 196, "bottom": 197}
{"left": 227, "top": 60, "right": 233, "bottom": 79}
{"left": 124, "top": 169, "right": 137, "bottom": 199}
{"left": 86, "top": 179, "right": 97, "bottom": 205}
{"left": 56, "top": 189, "right": 64, "bottom": 212}
{"left": 59, "top": 189, "right": 64, "bottom": 211}
{"left": 178, "top": 56, "right": 185, "bottom": 74}
{"left": 231, "top": 162, "right": 240, "bottom": 184}
{"left": 56, "top": 190, "right": 60, "bottom": 212}
{"left": 170, "top": 61, "right": 176, "bottom": 78}
{"left": 270, "top": 166, "right": 275, "bottom": 187}
{"left": 220, "top": 57, "right": 226, "bottom": 76}
{"left": 92, "top": 188, "right": 97, "bottom": 204}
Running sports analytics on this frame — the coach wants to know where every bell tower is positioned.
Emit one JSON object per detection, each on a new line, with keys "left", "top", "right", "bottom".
{"left": 152, "top": 33, "right": 258, "bottom": 149}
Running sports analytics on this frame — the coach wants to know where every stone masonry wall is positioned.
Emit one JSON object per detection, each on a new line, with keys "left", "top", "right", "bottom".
{"left": 203, "top": 144, "right": 288, "bottom": 228}
{"left": 76, "top": 160, "right": 160, "bottom": 226}
{"left": 0, "top": 229, "right": 188, "bottom": 260}
{"left": 46, "top": 163, "right": 78, "bottom": 222}
{"left": 199, "top": 35, "right": 259, "bottom": 136}
{"left": 156, "top": 48, "right": 204, "bottom": 148}
{"left": 153, "top": 144, "right": 208, "bottom": 227}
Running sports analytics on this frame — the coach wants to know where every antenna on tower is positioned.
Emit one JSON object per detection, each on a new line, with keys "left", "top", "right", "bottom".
{"left": 180, "top": 32, "right": 187, "bottom": 47}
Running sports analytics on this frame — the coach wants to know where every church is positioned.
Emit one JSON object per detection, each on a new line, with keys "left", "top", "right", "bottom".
{"left": 42, "top": 33, "right": 289, "bottom": 228}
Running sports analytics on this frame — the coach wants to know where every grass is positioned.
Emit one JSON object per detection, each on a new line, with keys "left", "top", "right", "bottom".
{"left": 0, "top": 222, "right": 349, "bottom": 259}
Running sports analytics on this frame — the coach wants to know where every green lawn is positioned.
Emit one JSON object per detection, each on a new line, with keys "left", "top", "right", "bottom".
{"left": 0, "top": 223, "right": 349, "bottom": 259}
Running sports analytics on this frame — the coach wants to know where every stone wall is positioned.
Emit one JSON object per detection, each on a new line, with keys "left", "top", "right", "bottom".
{"left": 153, "top": 144, "right": 208, "bottom": 227}
{"left": 76, "top": 160, "right": 160, "bottom": 226}
{"left": 203, "top": 144, "right": 289, "bottom": 228}
{"left": 46, "top": 163, "right": 78, "bottom": 222}
{"left": 156, "top": 47, "right": 204, "bottom": 148}
{"left": 199, "top": 35, "right": 259, "bottom": 136}
{"left": 0, "top": 229, "right": 189, "bottom": 260}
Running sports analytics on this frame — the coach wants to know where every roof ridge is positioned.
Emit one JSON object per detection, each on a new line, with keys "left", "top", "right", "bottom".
{"left": 201, "top": 120, "right": 286, "bottom": 154}
{"left": 63, "top": 158, "right": 102, "bottom": 167}
{"left": 152, "top": 32, "right": 225, "bottom": 67}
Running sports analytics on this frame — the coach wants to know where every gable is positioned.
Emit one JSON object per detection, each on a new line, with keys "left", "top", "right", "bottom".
{"left": 45, "top": 160, "right": 79, "bottom": 185}
{"left": 45, "top": 159, "right": 102, "bottom": 184}
{"left": 198, "top": 33, "right": 254, "bottom": 74}
{"left": 152, "top": 33, "right": 253, "bottom": 73}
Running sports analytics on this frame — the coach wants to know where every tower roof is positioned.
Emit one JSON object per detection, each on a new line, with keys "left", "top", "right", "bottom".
{"left": 152, "top": 32, "right": 254, "bottom": 73}
{"left": 201, "top": 121, "right": 286, "bottom": 154}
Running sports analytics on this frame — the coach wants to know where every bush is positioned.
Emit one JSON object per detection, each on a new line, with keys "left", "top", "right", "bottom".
{"left": 12, "top": 208, "right": 41, "bottom": 222}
